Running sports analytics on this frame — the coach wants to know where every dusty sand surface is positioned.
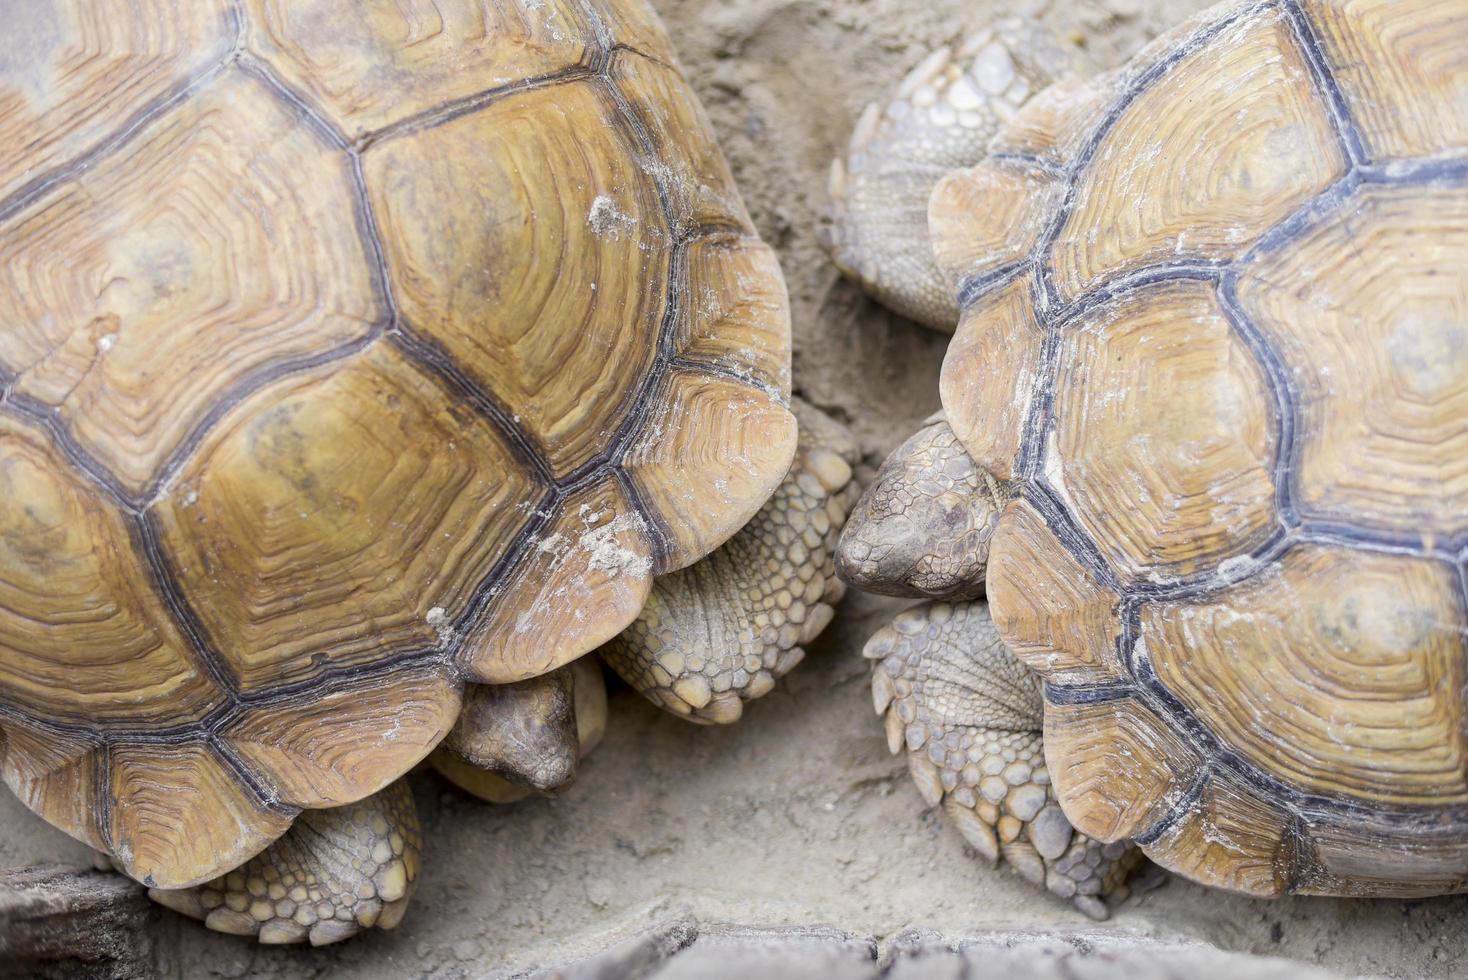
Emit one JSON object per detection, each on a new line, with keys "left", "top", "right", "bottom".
{"left": 5, "top": 0, "right": 1467, "bottom": 977}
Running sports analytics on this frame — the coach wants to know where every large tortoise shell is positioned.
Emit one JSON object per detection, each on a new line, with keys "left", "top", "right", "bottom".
{"left": 0, "top": 1, "right": 794, "bottom": 888}
{"left": 932, "top": 0, "right": 1468, "bottom": 896}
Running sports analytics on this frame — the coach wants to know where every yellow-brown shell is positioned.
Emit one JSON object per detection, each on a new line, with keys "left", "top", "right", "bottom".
{"left": 933, "top": 0, "right": 1468, "bottom": 896}
{"left": 0, "top": 1, "right": 794, "bottom": 888}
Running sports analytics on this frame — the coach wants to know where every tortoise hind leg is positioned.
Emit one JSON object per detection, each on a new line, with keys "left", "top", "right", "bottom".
{"left": 865, "top": 601, "right": 1139, "bottom": 919}
{"left": 148, "top": 780, "right": 420, "bottom": 945}
{"left": 602, "top": 400, "right": 859, "bottom": 723}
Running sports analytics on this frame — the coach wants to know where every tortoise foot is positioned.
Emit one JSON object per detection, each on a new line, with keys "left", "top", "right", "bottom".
{"left": 864, "top": 600, "right": 1142, "bottom": 917}
{"left": 148, "top": 780, "right": 420, "bottom": 945}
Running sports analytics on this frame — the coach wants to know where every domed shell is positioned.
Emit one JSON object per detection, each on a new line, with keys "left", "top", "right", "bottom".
{"left": 0, "top": 0, "right": 794, "bottom": 888}
{"left": 932, "top": 0, "right": 1468, "bottom": 896}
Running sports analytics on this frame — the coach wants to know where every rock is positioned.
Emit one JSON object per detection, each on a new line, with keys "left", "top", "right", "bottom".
{"left": 653, "top": 924, "right": 878, "bottom": 980}
{"left": 885, "top": 929, "right": 1356, "bottom": 979}
{"left": 539, "top": 923, "right": 1358, "bottom": 979}
{"left": 531, "top": 913, "right": 699, "bottom": 979}
{"left": 0, "top": 865, "right": 157, "bottom": 980}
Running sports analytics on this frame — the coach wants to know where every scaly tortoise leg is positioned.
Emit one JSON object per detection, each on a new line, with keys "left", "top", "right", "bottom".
{"left": 148, "top": 779, "right": 420, "bottom": 945}
{"left": 864, "top": 600, "right": 1139, "bottom": 919}
{"left": 602, "top": 400, "right": 860, "bottom": 723}
{"left": 823, "top": 21, "right": 1079, "bottom": 331}
{"left": 430, "top": 658, "right": 608, "bottom": 803}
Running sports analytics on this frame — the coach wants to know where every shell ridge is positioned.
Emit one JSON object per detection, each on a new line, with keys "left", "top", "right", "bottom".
{"left": 1130, "top": 765, "right": 1212, "bottom": 847}
{"left": 1216, "top": 271, "right": 1302, "bottom": 532}
{"left": 1049, "top": 262, "right": 1228, "bottom": 331}
{"left": 139, "top": 332, "right": 385, "bottom": 507}
{"left": 235, "top": 54, "right": 352, "bottom": 150}
{"left": 134, "top": 509, "right": 243, "bottom": 698}
{"left": 954, "top": 259, "right": 1029, "bottom": 313}
{"left": 0, "top": 5, "right": 241, "bottom": 226}
{"left": 1042, "top": 681, "right": 1132, "bottom": 707}
{"left": 366, "top": 63, "right": 601, "bottom": 148}
{"left": 1015, "top": 272, "right": 1061, "bottom": 486}
{"left": 1023, "top": 482, "right": 1124, "bottom": 594}
{"left": 1299, "top": 524, "right": 1467, "bottom": 564}
{"left": 0, "top": 399, "right": 139, "bottom": 509}
{"left": 609, "top": 465, "right": 674, "bottom": 576}
{"left": 206, "top": 734, "right": 294, "bottom": 814}
{"left": 1281, "top": 0, "right": 1370, "bottom": 167}
{"left": 386, "top": 329, "right": 555, "bottom": 484}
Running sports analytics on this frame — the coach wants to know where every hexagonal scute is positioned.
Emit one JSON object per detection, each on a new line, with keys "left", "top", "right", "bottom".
{"left": 0, "top": 71, "right": 378, "bottom": 496}
{"left": 221, "top": 663, "right": 461, "bottom": 808}
{"left": 0, "top": 0, "right": 234, "bottom": 203}
{"left": 108, "top": 742, "right": 293, "bottom": 889}
{"left": 363, "top": 77, "right": 668, "bottom": 479}
{"left": 1238, "top": 181, "right": 1468, "bottom": 542}
{"left": 0, "top": 413, "right": 222, "bottom": 729}
{"left": 675, "top": 233, "right": 791, "bottom": 398}
{"left": 243, "top": 0, "right": 606, "bottom": 139}
{"left": 1049, "top": 8, "right": 1346, "bottom": 303}
{"left": 0, "top": 721, "right": 108, "bottom": 852}
{"left": 1048, "top": 278, "right": 1279, "bottom": 585}
{"left": 456, "top": 477, "right": 656, "bottom": 685}
{"left": 1041, "top": 693, "right": 1200, "bottom": 844}
{"left": 1142, "top": 544, "right": 1468, "bottom": 806}
{"left": 621, "top": 369, "right": 797, "bottom": 572}
{"left": 152, "top": 343, "right": 537, "bottom": 693}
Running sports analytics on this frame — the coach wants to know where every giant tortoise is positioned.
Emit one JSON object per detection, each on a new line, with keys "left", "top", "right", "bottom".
{"left": 835, "top": 0, "right": 1468, "bottom": 914}
{"left": 0, "top": 0, "right": 856, "bottom": 944}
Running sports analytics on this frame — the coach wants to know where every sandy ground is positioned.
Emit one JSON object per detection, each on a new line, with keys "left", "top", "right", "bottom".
{"left": 6, "top": 0, "right": 1468, "bottom": 977}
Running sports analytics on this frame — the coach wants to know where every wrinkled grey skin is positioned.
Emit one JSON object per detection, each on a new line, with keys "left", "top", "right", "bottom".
{"left": 445, "top": 670, "right": 583, "bottom": 793}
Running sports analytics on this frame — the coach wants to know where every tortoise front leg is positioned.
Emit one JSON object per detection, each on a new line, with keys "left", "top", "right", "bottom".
{"left": 148, "top": 780, "right": 420, "bottom": 945}
{"left": 865, "top": 600, "right": 1139, "bottom": 919}
{"left": 601, "top": 400, "right": 859, "bottom": 723}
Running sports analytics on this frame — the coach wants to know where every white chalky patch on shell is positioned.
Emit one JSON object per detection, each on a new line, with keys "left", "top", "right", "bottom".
{"left": 586, "top": 195, "right": 637, "bottom": 240}
{"left": 1216, "top": 553, "right": 1261, "bottom": 585}
{"left": 426, "top": 607, "right": 456, "bottom": 648}
{"left": 509, "top": 506, "right": 652, "bottom": 636}
{"left": 577, "top": 504, "right": 651, "bottom": 578}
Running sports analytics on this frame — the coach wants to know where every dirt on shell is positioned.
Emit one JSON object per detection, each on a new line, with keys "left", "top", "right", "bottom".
{"left": 4, "top": 0, "right": 1466, "bottom": 977}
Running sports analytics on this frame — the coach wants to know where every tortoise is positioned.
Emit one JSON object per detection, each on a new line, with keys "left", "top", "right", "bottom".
{"left": 834, "top": 0, "right": 1468, "bottom": 916}
{"left": 0, "top": 0, "right": 860, "bottom": 945}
